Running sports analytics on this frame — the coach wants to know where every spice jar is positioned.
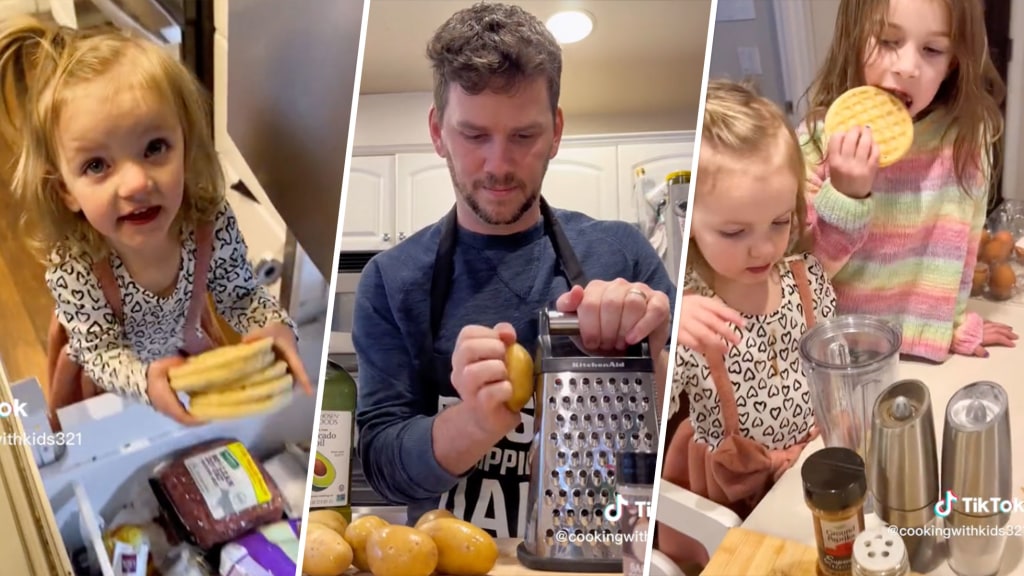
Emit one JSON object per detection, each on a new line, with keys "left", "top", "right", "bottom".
{"left": 852, "top": 526, "right": 910, "bottom": 576}
{"left": 615, "top": 451, "right": 657, "bottom": 576}
{"left": 802, "top": 447, "right": 868, "bottom": 576}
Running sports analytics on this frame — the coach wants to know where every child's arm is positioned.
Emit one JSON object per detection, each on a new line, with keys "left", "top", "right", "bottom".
{"left": 45, "top": 255, "right": 151, "bottom": 402}
{"left": 205, "top": 202, "right": 313, "bottom": 393}
{"left": 798, "top": 122, "right": 874, "bottom": 278}
{"left": 949, "top": 177, "right": 991, "bottom": 356}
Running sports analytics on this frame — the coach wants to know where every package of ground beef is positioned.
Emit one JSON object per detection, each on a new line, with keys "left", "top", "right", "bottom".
{"left": 149, "top": 438, "right": 285, "bottom": 550}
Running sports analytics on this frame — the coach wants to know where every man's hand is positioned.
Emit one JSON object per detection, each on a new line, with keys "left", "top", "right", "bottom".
{"left": 555, "top": 279, "right": 671, "bottom": 354}
{"left": 450, "top": 322, "right": 522, "bottom": 438}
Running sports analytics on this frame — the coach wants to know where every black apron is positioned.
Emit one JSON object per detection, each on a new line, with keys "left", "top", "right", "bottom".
{"left": 422, "top": 197, "right": 587, "bottom": 538}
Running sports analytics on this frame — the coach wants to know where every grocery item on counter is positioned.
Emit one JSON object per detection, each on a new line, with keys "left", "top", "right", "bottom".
{"left": 220, "top": 518, "right": 301, "bottom": 576}
{"left": 307, "top": 509, "right": 348, "bottom": 536}
{"left": 302, "top": 523, "right": 354, "bottom": 576}
{"left": 417, "top": 517, "right": 499, "bottom": 576}
{"left": 504, "top": 341, "right": 535, "bottom": 411}
{"left": 802, "top": 448, "right": 867, "bottom": 576}
{"left": 262, "top": 449, "right": 310, "bottom": 519}
{"left": 615, "top": 451, "right": 658, "bottom": 576}
{"left": 103, "top": 524, "right": 152, "bottom": 576}
{"left": 976, "top": 228, "right": 1021, "bottom": 301}
{"left": 310, "top": 361, "right": 356, "bottom": 522}
{"left": 161, "top": 544, "right": 214, "bottom": 576}
{"left": 150, "top": 439, "right": 286, "bottom": 549}
{"left": 343, "top": 515, "right": 390, "bottom": 572}
{"left": 365, "top": 525, "right": 439, "bottom": 576}
{"left": 823, "top": 86, "right": 914, "bottom": 167}
{"left": 167, "top": 338, "right": 295, "bottom": 421}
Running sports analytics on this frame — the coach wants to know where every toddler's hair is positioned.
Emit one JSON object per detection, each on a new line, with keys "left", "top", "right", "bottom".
{"left": 801, "top": 0, "right": 1004, "bottom": 196}
{"left": 0, "top": 16, "right": 223, "bottom": 262}
{"left": 688, "top": 80, "right": 809, "bottom": 283}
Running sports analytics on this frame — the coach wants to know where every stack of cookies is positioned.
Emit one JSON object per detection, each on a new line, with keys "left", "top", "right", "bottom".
{"left": 168, "top": 338, "right": 294, "bottom": 421}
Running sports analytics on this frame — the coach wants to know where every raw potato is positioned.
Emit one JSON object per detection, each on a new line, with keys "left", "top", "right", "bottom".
{"left": 504, "top": 342, "right": 534, "bottom": 411}
{"left": 418, "top": 517, "right": 499, "bottom": 575}
{"left": 414, "top": 508, "right": 456, "bottom": 529}
{"left": 302, "top": 524, "right": 353, "bottom": 576}
{"left": 365, "top": 525, "right": 438, "bottom": 576}
{"left": 308, "top": 509, "right": 349, "bottom": 536}
{"left": 344, "top": 515, "right": 390, "bottom": 571}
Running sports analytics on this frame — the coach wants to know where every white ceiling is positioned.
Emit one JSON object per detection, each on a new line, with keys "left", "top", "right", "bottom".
{"left": 359, "top": 0, "right": 712, "bottom": 130}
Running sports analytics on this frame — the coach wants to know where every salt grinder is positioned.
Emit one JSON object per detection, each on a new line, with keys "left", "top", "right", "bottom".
{"left": 868, "top": 379, "right": 940, "bottom": 572}
{"left": 941, "top": 381, "right": 1012, "bottom": 576}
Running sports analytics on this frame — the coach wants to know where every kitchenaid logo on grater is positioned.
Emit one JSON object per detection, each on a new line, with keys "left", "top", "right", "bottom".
{"left": 934, "top": 490, "right": 1024, "bottom": 517}
{"left": 571, "top": 360, "right": 626, "bottom": 369}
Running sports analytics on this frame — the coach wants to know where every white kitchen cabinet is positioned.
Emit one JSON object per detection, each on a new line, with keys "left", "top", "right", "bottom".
{"left": 344, "top": 155, "right": 396, "bottom": 251}
{"left": 616, "top": 140, "right": 694, "bottom": 226}
{"left": 342, "top": 134, "right": 692, "bottom": 252}
{"left": 394, "top": 153, "right": 461, "bottom": 242}
{"left": 543, "top": 145, "right": 619, "bottom": 220}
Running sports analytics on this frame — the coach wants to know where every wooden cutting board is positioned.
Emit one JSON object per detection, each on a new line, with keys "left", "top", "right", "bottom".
{"left": 702, "top": 528, "right": 925, "bottom": 576}
{"left": 702, "top": 528, "right": 819, "bottom": 576}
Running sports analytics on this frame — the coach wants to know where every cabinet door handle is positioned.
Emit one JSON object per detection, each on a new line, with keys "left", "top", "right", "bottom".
{"left": 398, "top": 232, "right": 407, "bottom": 241}
{"left": 382, "top": 233, "right": 391, "bottom": 242}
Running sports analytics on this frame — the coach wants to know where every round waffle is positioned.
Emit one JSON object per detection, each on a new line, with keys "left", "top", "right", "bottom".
{"left": 823, "top": 86, "right": 914, "bottom": 167}
{"left": 169, "top": 349, "right": 277, "bottom": 392}
{"left": 189, "top": 373, "right": 293, "bottom": 408}
{"left": 189, "top": 389, "right": 294, "bottom": 421}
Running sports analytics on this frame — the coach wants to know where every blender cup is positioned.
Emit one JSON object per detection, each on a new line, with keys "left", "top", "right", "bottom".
{"left": 799, "top": 315, "right": 902, "bottom": 464}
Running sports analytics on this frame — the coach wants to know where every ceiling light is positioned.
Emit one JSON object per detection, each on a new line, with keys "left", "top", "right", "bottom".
{"left": 546, "top": 10, "right": 593, "bottom": 44}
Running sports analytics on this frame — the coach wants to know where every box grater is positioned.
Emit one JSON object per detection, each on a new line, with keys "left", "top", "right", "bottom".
{"left": 517, "top": 310, "right": 661, "bottom": 573}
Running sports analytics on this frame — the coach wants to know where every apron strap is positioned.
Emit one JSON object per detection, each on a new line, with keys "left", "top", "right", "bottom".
{"left": 787, "top": 257, "right": 815, "bottom": 329}
{"left": 182, "top": 222, "right": 218, "bottom": 352}
{"left": 92, "top": 258, "right": 123, "bottom": 322}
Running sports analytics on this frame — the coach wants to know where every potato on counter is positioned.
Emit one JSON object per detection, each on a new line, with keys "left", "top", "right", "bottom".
{"left": 365, "top": 525, "right": 438, "bottom": 576}
{"left": 303, "top": 523, "right": 353, "bottom": 576}
{"left": 418, "top": 517, "right": 499, "bottom": 576}
{"left": 344, "top": 515, "right": 390, "bottom": 572}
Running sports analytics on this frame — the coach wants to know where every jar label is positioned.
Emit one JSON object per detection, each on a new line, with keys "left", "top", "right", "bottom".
{"left": 819, "top": 516, "right": 858, "bottom": 572}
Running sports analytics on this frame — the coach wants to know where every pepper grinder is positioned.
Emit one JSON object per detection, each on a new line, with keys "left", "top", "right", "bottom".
{"left": 868, "top": 379, "right": 941, "bottom": 572}
{"left": 941, "top": 381, "right": 1012, "bottom": 576}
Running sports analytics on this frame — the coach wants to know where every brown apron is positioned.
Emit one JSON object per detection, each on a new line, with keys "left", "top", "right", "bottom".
{"left": 657, "top": 258, "right": 820, "bottom": 567}
{"left": 45, "top": 223, "right": 229, "bottom": 430}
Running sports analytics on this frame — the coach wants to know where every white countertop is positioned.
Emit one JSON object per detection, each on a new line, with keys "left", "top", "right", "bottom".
{"left": 743, "top": 298, "right": 1024, "bottom": 575}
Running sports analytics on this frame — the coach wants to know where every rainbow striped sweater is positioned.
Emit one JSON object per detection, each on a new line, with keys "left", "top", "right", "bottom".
{"left": 798, "top": 111, "right": 989, "bottom": 362}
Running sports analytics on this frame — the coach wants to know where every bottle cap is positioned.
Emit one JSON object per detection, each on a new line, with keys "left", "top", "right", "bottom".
{"left": 801, "top": 447, "right": 867, "bottom": 512}
{"left": 852, "top": 526, "right": 908, "bottom": 575}
{"left": 616, "top": 451, "right": 657, "bottom": 485}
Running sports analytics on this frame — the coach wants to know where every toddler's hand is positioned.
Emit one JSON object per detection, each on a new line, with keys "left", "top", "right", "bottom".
{"left": 826, "top": 126, "right": 880, "bottom": 199}
{"left": 147, "top": 356, "right": 203, "bottom": 426}
{"left": 970, "top": 320, "right": 1018, "bottom": 357}
{"left": 244, "top": 323, "right": 314, "bottom": 395}
{"left": 678, "top": 295, "right": 745, "bottom": 355}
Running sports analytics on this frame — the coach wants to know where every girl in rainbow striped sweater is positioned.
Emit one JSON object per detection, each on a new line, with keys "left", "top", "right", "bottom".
{"left": 799, "top": 0, "right": 1017, "bottom": 362}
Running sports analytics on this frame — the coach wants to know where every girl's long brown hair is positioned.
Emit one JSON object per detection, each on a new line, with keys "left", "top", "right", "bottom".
{"left": 800, "top": 0, "right": 1005, "bottom": 197}
{"left": 0, "top": 16, "right": 223, "bottom": 263}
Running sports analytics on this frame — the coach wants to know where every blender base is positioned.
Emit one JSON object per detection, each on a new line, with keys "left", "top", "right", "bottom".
{"left": 516, "top": 542, "right": 623, "bottom": 573}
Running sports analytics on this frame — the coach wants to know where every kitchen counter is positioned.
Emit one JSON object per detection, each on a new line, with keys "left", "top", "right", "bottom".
{"left": 346, "top": 538, "right": 620, "bottom": 575}
{"left": 740, "top": 298, "right": 1024, "bottom": 575}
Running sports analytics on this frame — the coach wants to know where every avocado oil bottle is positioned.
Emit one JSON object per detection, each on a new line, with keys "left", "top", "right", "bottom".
{"left": 310, "top": 360, "right": 356, "bottom": 522}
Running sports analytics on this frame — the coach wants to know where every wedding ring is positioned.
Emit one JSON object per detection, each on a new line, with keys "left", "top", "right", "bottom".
{"left": 627, "top": 288, "right": 648, "bottom": 302}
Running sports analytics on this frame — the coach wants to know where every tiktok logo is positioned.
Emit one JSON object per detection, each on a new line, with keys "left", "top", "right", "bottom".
{"left": 934, "top": 490, "right": 958, "bottom": 518}
{"left": 605, "top": 494, "right": 626, "bottom": 522}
